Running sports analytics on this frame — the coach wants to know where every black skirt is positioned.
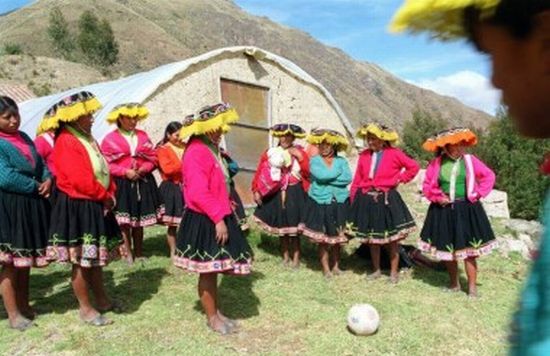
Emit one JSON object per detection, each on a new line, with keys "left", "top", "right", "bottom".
{"left": 230, "top": 185, "right": 248, "bottom": 231}
{"left": 419, "top": 200, "right": 497, "bottom": 261}
{"left": 114, "top": 173, "right": 164, "bottom": 227}
{"left": 348, "top": 189, "right": 416, "bottom": 244}
{"left": 0, "top": 189, "right": 50, "bottom": 268}
{"left": 299, "top": 197, "right": 349, "bottom": 245}
{"left": 253, "top": 183, "right": 306, "bottom": 236}
{"left": 159, "top": 180, "right": 184, "bottom": 226}
{"left": 47, "top": 191, "right": 123, "bottom": 267}
{"left": 174, "top": 209, "right": 252, "bottom": 274}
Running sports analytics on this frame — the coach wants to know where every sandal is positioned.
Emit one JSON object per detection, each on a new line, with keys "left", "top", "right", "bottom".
{"left": 9, "top": 317, "right": 33, "bottom": 331}
{"left": 81, "top": 314, "right": 113, "bottom": 327}
{"left": 207, "top": 319, "right": 232, "bottom": 335}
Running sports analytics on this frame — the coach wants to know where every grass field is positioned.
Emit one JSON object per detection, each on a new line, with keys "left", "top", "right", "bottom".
{"left": 0, "top": 220, "right": 527, "bottom": 355}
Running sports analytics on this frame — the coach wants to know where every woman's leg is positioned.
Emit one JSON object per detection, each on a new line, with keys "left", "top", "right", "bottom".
{"left": 120, "top": 226, "right": 133, "bottom": 264}
{"left": 199, "top": 273, "right": 229, "bottom": 333}
{"left": 89, "top": 267, "right": 112, "bottom": 311}
{"left": 464, "top": 257, "right": 478, "bottom": 297}
{"left": 15, "top": 267, "right": 35, "bottom": 319}
{"left": 166, "top": 226, "right": 177, "bottom": 259}
{"left": 132, "top": 227, "right": 144, "bottom": 259}
{"left": 1, "top": 265, "right": 31, "bottom": 329}
{"left": 388, "top": 242, "right": 400, "bottom": 283}
{"left": 71, "top": 265, "right": 99, "bottom": 321}
{"left": 319, "top": 244, "right": 331, "bottom": 277}
{"left": 331, "top": 244, "right": 342, "bottom": 275}
{"left": 291, "top": 237, "right": 301, "bottom": 268}
{"left": 281, "top": 236, "right": 290, "bottom": 265}
{"left": 444, "top": 261, "right": 460, "bottom": 291}
{"left": 368, "top": 244, "right": 382, "bottom": 279}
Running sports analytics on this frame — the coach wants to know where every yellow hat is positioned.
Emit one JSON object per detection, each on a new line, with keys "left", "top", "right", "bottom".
{"left": 356, "top": 123, "right": 399, "bottom": 145}
{"left": 270, "top": 123, "right": 306, "bottom": 139}
{"left": 390, "top": 0, "right": 500, "bottom": 40}
{"left": 106, "top": 103, "right": 149, "bottom": 124}
{"left": 38, "top": 91, "right": 102, "bottom": 132}
{"left": 179, "top": 103, "right": 239, "bottom": 139}
{"left": 306, "top": 128, "right": 349, "bottom": 152}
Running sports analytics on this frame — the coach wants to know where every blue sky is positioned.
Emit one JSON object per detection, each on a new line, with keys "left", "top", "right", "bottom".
{"left": 1, "top": 0, "right": 501, "bottom": 114}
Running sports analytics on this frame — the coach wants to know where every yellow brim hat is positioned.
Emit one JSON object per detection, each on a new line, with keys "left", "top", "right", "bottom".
{"left": 39, "top": 91, "right": 102, "bottom": 132}
{"left": 270, "top": 123, "right": 306, "bottom": 139}
{"left": 179, "top": 103, "right": 239, "bottom": 139}
{"left": 306, "top": 128, "right": 349, "bottom": 152}
{"left": 106, "top": 103, "right": 149, "bottom": 124}
{"left": 356, "top": 123, "right": 399, "bottom": 144}
{"left": 389, "top": 0, "right": 500, "bottom": 40}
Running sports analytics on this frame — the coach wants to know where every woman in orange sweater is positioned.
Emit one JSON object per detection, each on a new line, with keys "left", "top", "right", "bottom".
{"left": 157, "top": 121, "right": 185, "bottom": 259}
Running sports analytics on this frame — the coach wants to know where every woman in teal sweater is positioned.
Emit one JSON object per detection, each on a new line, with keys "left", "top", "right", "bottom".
{"left": 299, "top": 129, "right": 352, "bottom": 278}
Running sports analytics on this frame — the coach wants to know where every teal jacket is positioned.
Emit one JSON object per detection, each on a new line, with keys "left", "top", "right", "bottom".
{"left": 308, "top": 155, "right": 351, "bottom": 204}
{"left": 511, "top": 190, "right": 550, "bottom": 355}
{"left": 0, "top": 131, "right": 50, "bottom": 195}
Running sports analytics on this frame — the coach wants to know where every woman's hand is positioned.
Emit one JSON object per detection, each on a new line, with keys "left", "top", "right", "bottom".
{"left": 38, "top": 178, "right": 52, "bottom": 198}
{"left": 253, "top": 191, "right": 263, "bottom": 206}
{"left": 215, "top": 220, "right": 228, "bottom": 245}
{"left": 439, "top": 196, "right": 451, "bottom": 206}
{"left": 287, "top": 147, "right": 303, "bottom": 161}
{"left": 125, "top": 169, "right": 140, "bottom": 181}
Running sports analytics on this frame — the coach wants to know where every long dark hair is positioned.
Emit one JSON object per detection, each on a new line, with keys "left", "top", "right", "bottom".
{"left": 0, "top": 95, "right": 18, "bottom": 116}
{"left": 157, "top": 121, "right": 183, "bottom": 147}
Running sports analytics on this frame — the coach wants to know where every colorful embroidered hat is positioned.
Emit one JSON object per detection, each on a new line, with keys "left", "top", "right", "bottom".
{"left": 356, "top": 123, "right": 399, "bottom": 145}
{"left": 390, "top": 0, "right": 500, "bottom": 40}
{"left": 306, "top": 128, "right": 349, "bottom": 152}
{"left": 422, "top": 127, "right": 478, "bottom": 152}
{"left": 179, "top": 102, "right": 239, "bottom": 139}
{"left": 270, "top": 123, "right": 306, "bottom": 138}
{"left": 39, "top": 91, "right": 102, "bottom": 131}
{"left": 106, "top": 102, "right": 149, "bottom": 124}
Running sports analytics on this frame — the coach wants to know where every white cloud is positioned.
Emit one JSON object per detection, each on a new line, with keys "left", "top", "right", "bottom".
{"left": 410, "top": 71, "right": 501, "bottom": 115}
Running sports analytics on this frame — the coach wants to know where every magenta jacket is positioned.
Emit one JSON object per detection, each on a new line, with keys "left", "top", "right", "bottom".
{"left": 350, "top": 147, "right": 419, "bottom": 201}
{"left": 100, "top": 129, "right": 157, "bottom": 177}
{"left": 34, "top": 132, "right": 55, "bottom": 176}
{"left": 423, "top": 154, "right": 495, "bottom": 203}
{"left": 182, "top": 137, "right": 232, "bottom": 224}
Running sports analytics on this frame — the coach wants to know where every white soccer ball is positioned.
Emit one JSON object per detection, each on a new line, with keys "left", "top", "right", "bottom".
{"left": 347, "top": 304, "right": 380, "bottom": 336}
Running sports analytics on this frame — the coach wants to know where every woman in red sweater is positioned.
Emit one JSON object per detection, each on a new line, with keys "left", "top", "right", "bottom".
{"left": 251, "top": 123, "right": 310, "bottom": 268}
{"left": 349, "top": 123, "right": 419, "bottom": 283}
{"left": 45, "top": 91, "right": 122, "bottom": 326}
{"left": 157, "top": 121, "right": 185, "bottom": 259}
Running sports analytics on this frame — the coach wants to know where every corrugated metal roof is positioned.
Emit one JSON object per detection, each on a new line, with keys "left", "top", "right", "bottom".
{"left": 0, "top": 82, "right": 36, "bottom": 103}
{"left": 18, "top": 46, "right": 354, "bottom": 139}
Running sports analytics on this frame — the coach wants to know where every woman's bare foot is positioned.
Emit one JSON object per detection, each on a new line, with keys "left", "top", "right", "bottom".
{"left": 208, "top": 315, "right": 232, "bottom": 335}
{"left": 366, "top": 270, "right": 382, "bottom": 280}
{"left": 9, "top": 315, "right": 33, "bottom": 331}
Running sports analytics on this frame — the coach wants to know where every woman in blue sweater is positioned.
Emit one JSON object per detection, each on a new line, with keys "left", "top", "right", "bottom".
{"left": 0, "top": 96, "right": 52, "bottom": 330}
{"left": 299, "top": 129, "right": 351, "bottom": 278}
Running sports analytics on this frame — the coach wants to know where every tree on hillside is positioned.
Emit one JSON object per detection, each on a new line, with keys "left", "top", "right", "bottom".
{"left": 78, "top": 11, "right": 118, "bottom": 67}
{"left": 47, "top": 7, "right": 75, "bottom": 60}
{"left": 476, "top": 108, "right": 550, "bottom": 220}
{"left": 401, "top": 110, "right": 446, "bottom": 166}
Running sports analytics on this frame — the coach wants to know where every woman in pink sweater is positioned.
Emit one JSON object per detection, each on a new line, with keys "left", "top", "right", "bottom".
{"left": 173, "top": 103, "right": 252, "bottom": 335}
{"left": 420, "top": 127, "right": 497, "bottom": 297}
{"left": 100, "top": 103, "right": 163, "bottom": 264}
{"left": 349, "top": 123, "right": 419, "bottom": 283}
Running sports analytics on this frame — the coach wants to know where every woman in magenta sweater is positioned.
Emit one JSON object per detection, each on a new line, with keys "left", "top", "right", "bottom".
{"left": 420, "top": 127, "right": 497, "bottom": 297}
{"left": 173, "top": 103, "right": 252, "bottom": 335}
{"left": 101, "top": 103, "right": 163, "bottom": 264}
{"left": 349, "top": 123, "right": 419, "bottom": 283}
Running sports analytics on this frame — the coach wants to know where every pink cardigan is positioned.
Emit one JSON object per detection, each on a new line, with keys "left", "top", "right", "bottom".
{"left": 182, "top": 137, "right": 231, "bottom": 224}
{"left": 34, "top": 132, "right": 55, "bottom": 175}
{"left": 100, "top": 129, "right": 157, "bottom": 177}
{"left": 423, "top": 154, "right": 495, "bottom": 203}
{"left": 350, "top": 147, "right": 419, "bottom": 200}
